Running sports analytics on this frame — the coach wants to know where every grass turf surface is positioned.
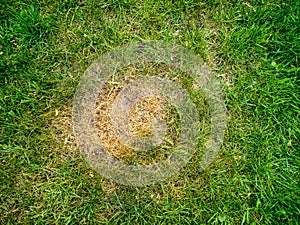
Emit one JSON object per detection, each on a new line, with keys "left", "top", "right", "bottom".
{"left": 0, "top": 0, "right": 299, "bottom": 224}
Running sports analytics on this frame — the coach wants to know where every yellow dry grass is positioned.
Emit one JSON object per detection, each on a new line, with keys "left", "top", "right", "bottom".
{"left": 93, "top": 84, "right": 168, "bottom": 162}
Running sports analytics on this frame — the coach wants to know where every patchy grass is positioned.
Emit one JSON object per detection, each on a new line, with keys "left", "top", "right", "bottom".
{"left": 93, "top": 63, "right": 196, "bottom": 165}
{"left": 0, "top": 0, "right": 299, "bottom": 224}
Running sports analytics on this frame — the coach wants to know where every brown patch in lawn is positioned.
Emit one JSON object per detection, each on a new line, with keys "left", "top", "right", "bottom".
{"left": 93, "top": 83, "right": 170, "bottom": 163}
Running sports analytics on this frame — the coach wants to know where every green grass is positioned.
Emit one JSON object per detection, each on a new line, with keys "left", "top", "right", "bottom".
{"left": 1, "top": 0, "right": 299, "bottom": 224}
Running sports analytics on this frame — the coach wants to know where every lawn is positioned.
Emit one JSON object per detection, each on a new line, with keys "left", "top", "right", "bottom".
{"left": 0, "top": 0, "right": 299, "bottom": 224}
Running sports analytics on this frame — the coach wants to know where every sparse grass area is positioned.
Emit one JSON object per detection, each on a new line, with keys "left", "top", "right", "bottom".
{"left": 1, "top": 0, "right": 299, "bottom": 224}
{"left": 93, "top": 63, "right": 194, "bottom": 165}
